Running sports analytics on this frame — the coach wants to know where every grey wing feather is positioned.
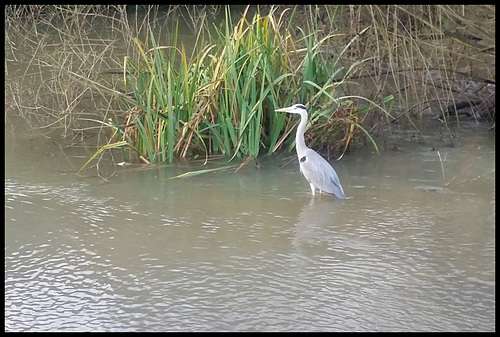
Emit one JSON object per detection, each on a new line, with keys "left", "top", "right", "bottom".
{"left": 299, "top": 149, "right": 345, "bottom": 199}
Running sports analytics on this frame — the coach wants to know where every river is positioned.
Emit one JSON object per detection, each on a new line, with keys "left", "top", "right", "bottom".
{"left": 4, "top": 6, "right": 495, "bottom": 332}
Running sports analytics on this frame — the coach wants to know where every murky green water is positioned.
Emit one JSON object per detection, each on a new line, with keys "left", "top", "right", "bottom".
{"left": 5, "top": 116, "right": 495, "bottom": 331}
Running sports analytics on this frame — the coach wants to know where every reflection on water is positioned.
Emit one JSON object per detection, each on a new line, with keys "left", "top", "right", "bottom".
{"left": 5, "top": 131, "right": 495, "bottom": 331}
{"left": 293, "top": 197, "right": 343, "bottom": 247}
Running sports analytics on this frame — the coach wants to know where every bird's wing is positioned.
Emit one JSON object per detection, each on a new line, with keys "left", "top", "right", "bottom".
{"left": 300, "top": 149, "right": 345, "bottom": 198}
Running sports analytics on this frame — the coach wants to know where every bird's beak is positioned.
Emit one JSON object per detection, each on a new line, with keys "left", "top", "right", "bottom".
{"left": 275, "top": 107, "right": 289, "bottom": 113}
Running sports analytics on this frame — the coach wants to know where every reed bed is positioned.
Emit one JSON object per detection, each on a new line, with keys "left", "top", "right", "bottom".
{"left": 117, "top": 6, "right": 393, "bottom": 164}
{"left": 5, "top": 5, "right": 494, "bottom": 174}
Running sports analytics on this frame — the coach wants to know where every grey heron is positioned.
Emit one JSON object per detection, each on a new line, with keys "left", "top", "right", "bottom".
{"left": 275, "top": 103, "right": 346, "bottom": 199}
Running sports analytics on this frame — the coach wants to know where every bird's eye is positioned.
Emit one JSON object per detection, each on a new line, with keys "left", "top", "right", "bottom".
{"left": 300, "top": 156, "right": 306, "bottom": 163}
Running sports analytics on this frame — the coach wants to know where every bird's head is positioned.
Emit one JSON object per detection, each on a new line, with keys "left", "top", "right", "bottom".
{"left": 275, "top": 103, "right": 308, "bottom": 115}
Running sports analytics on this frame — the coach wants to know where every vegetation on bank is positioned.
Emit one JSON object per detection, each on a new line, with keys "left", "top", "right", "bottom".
{"left": 5, "top": 5, "right": 495, "bottom": 174}
{"left": 117, "top": 6, "right": 391, "bottom": 164}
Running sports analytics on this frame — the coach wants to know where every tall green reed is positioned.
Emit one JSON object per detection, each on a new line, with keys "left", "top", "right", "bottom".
{"left": 116, "top": 5, "right": 393, "bottom": 164}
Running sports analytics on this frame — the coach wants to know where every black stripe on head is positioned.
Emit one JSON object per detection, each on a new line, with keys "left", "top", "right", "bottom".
{"left": 294, "top": 104, "right": 307, "bottom": 110}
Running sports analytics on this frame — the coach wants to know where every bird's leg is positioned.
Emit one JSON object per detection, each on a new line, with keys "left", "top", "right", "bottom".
{"left": 309, "top": 183, "right": 316, "bottom": 196}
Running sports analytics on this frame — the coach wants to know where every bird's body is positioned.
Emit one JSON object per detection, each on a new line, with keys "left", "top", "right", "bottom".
{"left": 275, "top": 103, "right": 345, "bottom": 199}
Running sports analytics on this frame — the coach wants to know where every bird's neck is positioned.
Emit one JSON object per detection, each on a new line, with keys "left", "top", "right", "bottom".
{"left": 295, "top": 112, "right": 308, "bottom": 154}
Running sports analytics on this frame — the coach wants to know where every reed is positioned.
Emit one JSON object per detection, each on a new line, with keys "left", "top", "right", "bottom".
{"left": 118, "top": 5, "right": 394, "bottom": 165}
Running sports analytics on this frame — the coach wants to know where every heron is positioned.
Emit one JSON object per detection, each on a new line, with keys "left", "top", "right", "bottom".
{"left": 275, "top": 103, "right": 346, "bottom": 199}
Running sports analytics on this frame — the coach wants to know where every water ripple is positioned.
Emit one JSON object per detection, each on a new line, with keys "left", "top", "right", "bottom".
{"left": 5, "top": 173, "right": 495, "bottom": 331}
